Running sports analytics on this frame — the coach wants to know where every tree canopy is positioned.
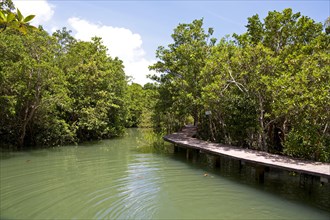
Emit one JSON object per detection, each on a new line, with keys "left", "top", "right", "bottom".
{"left": 149, "top": 18, "right": 216, "bottom": 131}
{"left": 149, "top": 9, "right": 330, "bottom": 162}
{"left": 0, "top": 25, "right": 130, "bottom": 149}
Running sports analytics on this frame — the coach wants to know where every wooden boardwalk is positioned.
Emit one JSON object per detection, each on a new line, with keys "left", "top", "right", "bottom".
{"left": 164, "top": 126, "right": 330, "bottom": 179}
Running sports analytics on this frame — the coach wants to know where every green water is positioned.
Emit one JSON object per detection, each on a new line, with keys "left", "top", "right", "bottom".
{"left": 1, "top": 129, "right": 329, "bottom": 219}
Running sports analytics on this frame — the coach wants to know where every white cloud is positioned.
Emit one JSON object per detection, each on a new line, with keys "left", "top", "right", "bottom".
{"left": 68, "top": 17, "right": 154, "bottom": 85}
{"left": 13, "top": 0, "right": 55, "bottom": 26}
{"left": 125, "top": 58, "right": 155, "bottom": 85}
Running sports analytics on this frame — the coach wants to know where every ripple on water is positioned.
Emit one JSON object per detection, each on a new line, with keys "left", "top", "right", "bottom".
{"left": 1, "top": 129, "right": 330, "bottom": 219}
{"left": 85, "top": 155, "right": 163, "bottom": 219}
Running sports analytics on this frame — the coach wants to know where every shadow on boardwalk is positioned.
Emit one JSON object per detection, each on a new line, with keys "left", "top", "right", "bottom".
{"left": 164, "top": 126, "right": 330, "bottom": 179}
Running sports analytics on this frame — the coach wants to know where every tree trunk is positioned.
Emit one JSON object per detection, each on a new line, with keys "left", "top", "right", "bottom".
{"left": 17, "top": 104, "right": 38, "bottom": 150}
{"left": 258, "top": 93, "right": 267, "bottom": 151}
{"left": 193, "top": 105, "right": 199, "bottom": 127}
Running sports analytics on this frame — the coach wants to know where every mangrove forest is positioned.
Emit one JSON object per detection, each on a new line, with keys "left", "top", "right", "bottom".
{"left": 1, "top": 2, "right": 329, "bottom": 163}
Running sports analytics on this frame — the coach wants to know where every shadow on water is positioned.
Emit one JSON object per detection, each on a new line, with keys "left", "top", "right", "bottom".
{"left": 0, "top": 145, "right": 66, "bottom": 161}
{"left": 169, "top": 146, "right": 330, "bottom": 213}
{"left": 0, "top": 132, "right": 127, "bottom": 161}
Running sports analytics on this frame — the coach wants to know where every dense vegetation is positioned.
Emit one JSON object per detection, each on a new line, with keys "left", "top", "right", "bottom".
{"left": 1, "top": 1, "right": 329, "bottom": 162}
{"left": 149, "top": 9, "right": 330, "bottom": 162}
{"left": 0, "top": 1, "right": 155, "bottom": 150}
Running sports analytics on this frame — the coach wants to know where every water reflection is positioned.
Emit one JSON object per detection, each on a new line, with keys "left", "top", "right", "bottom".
{"left": 173, "top": 149, "right": 330, "bottom": 212}
{"left": 0, "top": 129, "right": 329, "bottom": 219}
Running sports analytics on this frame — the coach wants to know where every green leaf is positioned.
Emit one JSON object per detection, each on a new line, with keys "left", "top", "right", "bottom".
{"left": 27, "top": 25, "right": 38, "bottom": 31}
{"left": 18, "top": 25, "right": 27, "bottom": 34}
{"left": 7, "top": 12, "right": 15, "bottom": 22}
{"left": 0, "top": 10, "right": 5, "bottom": 21}
{"left": 23, "top": 15, "right": 35, "bottom": 23}
{"left": 17, "top": 9, "right": 23, "bottom": 21}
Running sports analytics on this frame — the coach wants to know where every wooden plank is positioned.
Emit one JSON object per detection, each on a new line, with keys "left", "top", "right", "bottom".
{"left": 164, "top": 127, "right": 330, "bottom": 179}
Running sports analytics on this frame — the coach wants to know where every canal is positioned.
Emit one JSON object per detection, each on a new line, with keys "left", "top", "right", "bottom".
{"left": 1, "top": 129, "right": 329, "bottom": 219}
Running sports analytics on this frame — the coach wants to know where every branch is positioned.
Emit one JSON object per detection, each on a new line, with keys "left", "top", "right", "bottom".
{"left": 220, "top": 69, "right": 248, "bottom": 94}
{"left": 323, "top": 122, "right": 328, "bottom": 134}
{"left": 221, "top": 82, "right": 231, "bottom": 94}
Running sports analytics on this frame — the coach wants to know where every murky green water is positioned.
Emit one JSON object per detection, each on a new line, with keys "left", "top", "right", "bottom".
{"left": 1, "top": 129, "right": 329, "bottom": 219}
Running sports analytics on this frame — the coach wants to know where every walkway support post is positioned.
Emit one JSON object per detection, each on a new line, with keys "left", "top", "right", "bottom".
{"left": 186, "top": 148, "right": 191, "bottom": 160}
{"left": 174, "top": 145, "right": 179, "bottom": 153}
{"left": 192, "top": 149, "right": 199, "bottom": 163}
{"left": 255, "top": 165, "right": 265, "bottom": 184}
{"left": 239, "top": 160, "right": 245, "bottom": 173}
{"left": 299, "top": 173, "right": 315, "bottom": 195}
{"left": 186, "top": 148, "right": 200, "bottom": 163}
{"left": 215, "top": 156, "right": 221, "bottom": 168}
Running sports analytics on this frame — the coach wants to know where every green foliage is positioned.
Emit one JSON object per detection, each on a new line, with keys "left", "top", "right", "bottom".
{"left": 125, "top": 83, "right": 159, "bottom": 128}
{"left": 135, "top": 129, "right": 170, "bottom": 153}
{"left": 0, "top": 28, "right": 71, "bottom": 149}
{"left": 149, "top": 18, "right": 216, "bottom": 132}
{"left": 60, "top": 37, "right": 128, "bottom": 141}
{"left": 0, "top": 26, "right": 130, "bottom": 149}
{"left": 285, "top": 126, "right": 330, "bottom": 162}
{"left": 325, "top": 17, "right": 330, "bottom": 34}
{"left": 150, "top": 9, "right": 329, "bottom": 162}
{"left": 126, "top": 83, "right": 145, "bottom": 127}
{"left": 0, "top": 6, "right": 37, "bottom": 34}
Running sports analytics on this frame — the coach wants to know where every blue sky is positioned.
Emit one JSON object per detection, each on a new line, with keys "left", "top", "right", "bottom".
{"left": 13, "top": 0, "right": 330, "bottom": 85}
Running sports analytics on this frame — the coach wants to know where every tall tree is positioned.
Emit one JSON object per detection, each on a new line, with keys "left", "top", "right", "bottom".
{"left": 0, "top": 28, "right": 69, "bottom": 149}
{"left": 149, "top": 19, "right": 216, "bottom": 129}
{"left": 61, "top": 37, "right": 128, "bottom": 140}
{"left": 200, "top": 8, "right": 329, "bottom": 161}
